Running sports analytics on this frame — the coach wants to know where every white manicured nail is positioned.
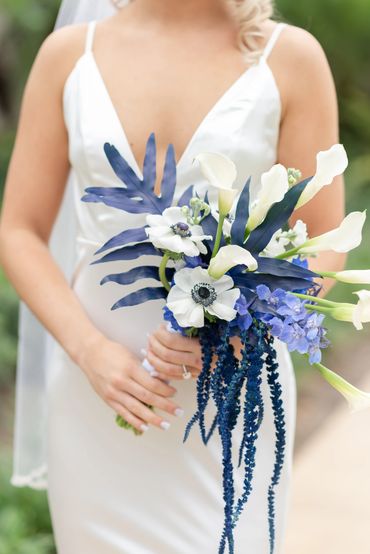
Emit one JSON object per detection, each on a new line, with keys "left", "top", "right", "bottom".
{"left": 140, "top": 424, "right": 149, "bottom": 432}
{"left": 140, "top": 348, "right": 147, "bottom": 357}
{"left": 160, "top": 421, "right": 171, "bottom": 431}
{"left": 142, "top": 358, "right": 155, "bottom": 372}
{"left": 174, "top": 408, "right": 184, "bottom": 417}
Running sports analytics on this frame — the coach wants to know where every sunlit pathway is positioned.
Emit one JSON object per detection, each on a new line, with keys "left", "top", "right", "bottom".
{"left": 284, "top": 373, "right": 370, "bottom": 554}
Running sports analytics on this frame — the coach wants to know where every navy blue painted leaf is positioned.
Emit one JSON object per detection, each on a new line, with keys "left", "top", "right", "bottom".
{"left": 231, "top": 271, "right": 313, "bottom": 292}
{"left": 104, "top": 142, "right": 141, "bottom": 190}
{"left": 230, "top": 177, "right": 251, "bottom": 246}
{"left": 101, "top": 266, "right": 175, "bottom": 286}
{"left": 112, "top": 287, "right": 167, "bottom": 310}
{"left": 142, "top": 132, "right": 157, "bottom": 191}
{"left": 201, "top": 212, "right": 223, "bottom": 252}
{"left": 82, "top": 135, "right": 176, "bottom": 215}
{"left": 255, "top": 256, "right": 320, "bottom": 280}
{"left": 177, "top": 185, "right": 194, "bottom": 207}
{"left": 159, "top": 143, "right": 177, "bottom": 208}
{"left": 245, "top": 176, "right": 312, "bottom": 254}
{"left": 92, "top": 243, "right": 160, "bottom": 265}
{"left": 95, "top": 226, "right": 148, "bottom": 255}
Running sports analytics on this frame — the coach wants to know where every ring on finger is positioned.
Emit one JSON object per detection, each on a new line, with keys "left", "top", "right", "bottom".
{"left": 182, "top": 364, "right": 192, "bottom": 380}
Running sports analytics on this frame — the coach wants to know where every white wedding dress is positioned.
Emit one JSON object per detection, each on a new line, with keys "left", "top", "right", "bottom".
{"left": 44, "top": 20, "right": 296, "bottom": 553}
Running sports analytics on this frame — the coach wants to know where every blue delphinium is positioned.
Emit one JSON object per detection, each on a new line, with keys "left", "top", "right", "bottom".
{"left": 256, "top": 285, "right": 330, "bottom": 364}
{"left": 230, "top": 294, "right": 253, "bottom": 331}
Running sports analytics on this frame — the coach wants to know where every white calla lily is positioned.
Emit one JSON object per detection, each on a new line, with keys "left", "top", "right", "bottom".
{"left": 167, "top": 266, "right": 240, "bottom": 328}
{"left": 315, "top": 363, "right": 370, "bottom": 412}
{"left": 316, "top": 289, "right": 370, "bottom": 330}
{"left": 327, "top": 269, "right": 370, "bottom": 284}
{"left": 193, "top": 152, "right": 238, "bottom": 215}
{"left": 352, "top": 290, "right": 370, "bottom": 330}
{"left": 295, "top": 211, "right": 366, "bottom": 254}
{"left": 208, "top": 245, "right": 258, "bottom": 279}
{"left": 296, "top": 144, "right": 348, "bottom": 208}
{"left": 247, "top": 164, "right": 289, "bottom": 231}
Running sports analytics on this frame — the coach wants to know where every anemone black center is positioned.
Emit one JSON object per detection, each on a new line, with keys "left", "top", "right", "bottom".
{"left": 171, "top": 222, "right": 191, "bottom": 238}
{"left": 191, "top": 282, "right": 217, "bottom": 307}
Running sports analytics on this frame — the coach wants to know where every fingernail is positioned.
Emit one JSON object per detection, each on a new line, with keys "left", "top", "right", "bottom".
{"left": 140, "top": 348, "right": 147, "bottom": 357}
{"left": 150, "top": 371, "right": 159, "bottom": 377}
{"left": 160, "top": 421, "right": 171, "bottom": 431}
{"left": 142, "top": 358, "right": 155, "bottom": 372}
{"left": 140, "top": 424, "right": 149, "bottom": 432}
{"left": 174, "top": 408, "right": 184, "bottom": 417}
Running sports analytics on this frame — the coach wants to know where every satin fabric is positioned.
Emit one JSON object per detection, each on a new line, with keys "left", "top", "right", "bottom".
{"left": 45, "top": 20, "right": 296, "bottom": 553}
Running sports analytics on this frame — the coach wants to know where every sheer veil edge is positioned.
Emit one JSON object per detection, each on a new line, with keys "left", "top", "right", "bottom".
{"left": 11, "top": 0, "right": 129, "bottom": 490}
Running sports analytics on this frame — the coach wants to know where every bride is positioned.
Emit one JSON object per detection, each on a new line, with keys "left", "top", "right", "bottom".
{"left": 0, "top": 0, "right": 346, "bottom": 552}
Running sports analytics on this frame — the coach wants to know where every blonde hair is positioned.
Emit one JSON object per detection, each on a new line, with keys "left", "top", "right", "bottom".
{"left": 112, "top": 0, "right": 276, "bottom": 64}
{"left": 225, "top": 0, "right": 276, "bottom": 64}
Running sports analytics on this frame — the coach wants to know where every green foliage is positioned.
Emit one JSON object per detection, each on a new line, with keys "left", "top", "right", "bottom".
{"left": 0, "top": 270, "right": 18, "bottom": 385}
{"left": 276, "top": 0, "right": 370, "bottom": 173}
{"left": 0, "top": 455, "right": 55, "bottom": 554}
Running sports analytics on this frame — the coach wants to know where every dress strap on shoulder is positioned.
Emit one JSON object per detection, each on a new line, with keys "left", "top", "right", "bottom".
{"left": 261, "top": 22, "right": 287, "bottom": 61}
{"left": 85, "top": 20, "right": 97, "bottom": 54}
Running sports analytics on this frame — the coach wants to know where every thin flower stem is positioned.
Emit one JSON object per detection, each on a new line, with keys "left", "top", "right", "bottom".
{"left": 159, "top": 253, "right": 171, "bottom": 292}
{"left": 292, "top": 292, "right": 336, "bottom": 307}
{"left": 274, "top": 246, "right": 301, "bottom": 259}
{"left": 304, "top": 305, "right": 332, "bottom": 315}
{"left": 212, "top": 214, "right": 225, "bottom": 258}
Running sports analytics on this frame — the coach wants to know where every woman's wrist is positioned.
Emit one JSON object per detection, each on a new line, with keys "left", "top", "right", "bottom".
{"left": 68, "top": 325, "right": 107, "bottom": 373}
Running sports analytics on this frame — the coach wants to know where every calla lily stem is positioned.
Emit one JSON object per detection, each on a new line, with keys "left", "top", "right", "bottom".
{"left": 275, "top": 246, "right": 301, "bottom": 259}
{"left": 212, "top": 214, "right": 226, "bottom": 259}
{"left": 292, "top": 292, "right": 336, "bottom": 307}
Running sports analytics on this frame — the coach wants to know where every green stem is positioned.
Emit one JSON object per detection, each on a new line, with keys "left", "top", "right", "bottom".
{"left": 319, "top": 271, "right": 337, "bottom": 278}
{"left": 211, "top": 214, "right": 225, "bottom": 258}
{"left": 159, "top": 253, "right": 171, "bottom": 292}
{"left": 304, "top": 304, "right": 333, "bottom": 315}
{"left": 275, "top": 246, "right": 301, "bottom": 259}
{"left": 292, "top": 292, "right": 336, "bottom": 307}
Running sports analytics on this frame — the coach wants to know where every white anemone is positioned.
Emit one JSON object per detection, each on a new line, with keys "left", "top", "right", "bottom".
{"left": 262, "top": 219, "right": 308, "bottom": 258}
{"left": 146, "top": 207, "right": 211, "bottom": 257}
{"left": 167, "top": 266, "right": 240, "bottom": 328}
{"left": 193, "top": 152, "right": 238, "bottom": 215}
{"left": 296, "top": 144, "right": 348, "bottom": 208}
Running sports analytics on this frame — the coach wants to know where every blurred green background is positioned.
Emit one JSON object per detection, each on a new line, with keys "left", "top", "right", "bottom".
{"left": 0, "top": 1, "right": 369, "bottom": 552}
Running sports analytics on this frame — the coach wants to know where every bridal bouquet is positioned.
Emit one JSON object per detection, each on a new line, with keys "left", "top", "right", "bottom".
{"left": 81, "top": 133, "right": 370, "bottom": 554}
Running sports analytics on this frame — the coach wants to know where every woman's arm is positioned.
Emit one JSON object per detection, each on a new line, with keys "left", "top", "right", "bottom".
{"left": 146, "top": 24, "right": 348, "bottom": 380}
{"left": 0, "top": 25, "right": 181, "bottom": 432}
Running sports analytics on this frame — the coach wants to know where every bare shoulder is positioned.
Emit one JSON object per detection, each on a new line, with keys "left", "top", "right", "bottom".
{"left": 266, "top": 21, "right": 337, "bottom": 117}
{"left": 30, "top": 22, "right": 90, "bottom": 89}
{"left": 277, "top": 23, "right": 332, "bottom": 74}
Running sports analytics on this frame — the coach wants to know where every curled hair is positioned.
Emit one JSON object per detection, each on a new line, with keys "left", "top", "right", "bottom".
{"left": 112, "top": 0, "right": 276, "bottom": 64}
{"left": 225, "top": 0, "right": 276, "bottom": 63}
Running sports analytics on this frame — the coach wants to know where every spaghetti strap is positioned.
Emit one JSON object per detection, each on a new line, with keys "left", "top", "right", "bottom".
{"left": 85, "top": 20, "right": 97, "bottom": 54}
{"left": 261, "top": 22, "right": 287, "bottom": 61}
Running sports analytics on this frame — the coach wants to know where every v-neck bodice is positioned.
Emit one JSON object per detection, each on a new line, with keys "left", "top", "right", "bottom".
{"left": 62, "top": 20, "right": 287, "bottom": 282}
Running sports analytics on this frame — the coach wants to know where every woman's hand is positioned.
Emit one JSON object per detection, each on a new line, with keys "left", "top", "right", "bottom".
{"left": 145, "top": 323, "right": 204, "bottom": 380}
{"left": 146, "top": 323, "right": 246, "bottom": 381}
{"left": 78, "top": 333, "right": 184, "bottom": 433}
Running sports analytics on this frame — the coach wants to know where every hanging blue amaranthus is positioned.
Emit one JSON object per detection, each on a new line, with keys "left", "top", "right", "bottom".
{"left": 183, "top": 318, "right": 285, "bottom": 554}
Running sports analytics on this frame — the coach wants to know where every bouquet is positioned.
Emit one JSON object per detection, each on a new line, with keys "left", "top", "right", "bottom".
{"left": 81, "top": 133, "right": 370, "bottom": 554}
